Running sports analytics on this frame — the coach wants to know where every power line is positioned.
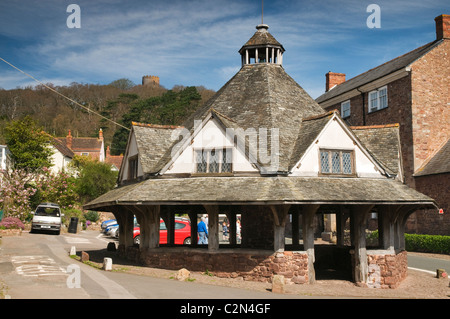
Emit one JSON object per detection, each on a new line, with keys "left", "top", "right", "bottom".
{"left": 0, "top": 56, "right": 130, "bottom": 131}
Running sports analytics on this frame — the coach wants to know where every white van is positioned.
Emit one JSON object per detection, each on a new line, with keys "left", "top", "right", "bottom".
{"left": 31, "top": 203, "right": 63, "bottom": 235}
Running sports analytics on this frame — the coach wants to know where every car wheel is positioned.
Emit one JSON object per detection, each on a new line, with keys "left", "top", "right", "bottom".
{"left": 134, "top": 235, "right": 140, "bottom": 245}
{"left": 183, "top": 237, "right": 191, "bottom": 245}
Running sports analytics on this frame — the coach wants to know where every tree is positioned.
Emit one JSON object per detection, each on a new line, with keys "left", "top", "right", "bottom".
{"left": 109, "top": 78, "right": 135, "bottom": 90}
{"left": 4, "top": 116, "right": 53, "bottom": 172}
{"left": 70, "top": 155, "right": 118, "bottom": 204}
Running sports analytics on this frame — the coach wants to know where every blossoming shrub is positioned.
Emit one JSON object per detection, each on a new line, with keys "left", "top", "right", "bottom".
{"left": 34, "top": 167, "right": 78, "bottom": 210}
{"left": 0, "top": 217, "right": 25, "bottom": 230}
{"left": 0, "top": 169, "right": 37, "bottom": 220}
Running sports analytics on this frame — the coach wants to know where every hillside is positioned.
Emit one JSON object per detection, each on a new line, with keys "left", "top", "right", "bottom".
{"left": 0, "top": 79, "right": 215, "bottom": 155}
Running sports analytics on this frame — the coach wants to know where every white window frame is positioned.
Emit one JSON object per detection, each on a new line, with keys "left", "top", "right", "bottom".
{"left": 341, "top": 100, "right": 351, "bottom": 118}
{"left": 368, "top": 86, "right": 388, "bottom": 113}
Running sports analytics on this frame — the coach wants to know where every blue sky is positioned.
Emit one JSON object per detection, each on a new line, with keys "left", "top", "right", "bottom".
{"left": 0, "top": 0, "right": 448, "bottom": 99}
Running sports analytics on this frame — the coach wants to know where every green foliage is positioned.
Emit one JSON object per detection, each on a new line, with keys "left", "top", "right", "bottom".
{"left": 405, "top": 233, "right": 450, "bottom": 254}
{"left": 84, "top": 211, "right": 99, "bottom": 223}
{"left": 73, "top": 157, "right": 118, "bottom": 204}
{"left": 107, "top": 86, "right": 202, "bottom": 155}
{"left": 4, "top": 116, "right": 53, "bottom": 172}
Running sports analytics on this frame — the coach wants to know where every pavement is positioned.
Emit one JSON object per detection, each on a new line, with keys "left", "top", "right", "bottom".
{"left": 1, "top": 229, "right": 449, "bottom": 301}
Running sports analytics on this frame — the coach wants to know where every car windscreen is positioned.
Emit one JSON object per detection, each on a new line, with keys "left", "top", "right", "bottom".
{"left": 35, "top": 207, "right": 60, "bottom": 217}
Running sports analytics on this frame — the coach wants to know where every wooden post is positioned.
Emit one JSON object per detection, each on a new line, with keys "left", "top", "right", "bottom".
{"left": 270, "top": 205, "right": 290, "bottom": 252}
{"left": 120, "top": 207, "right": 135, "bottom": 249}
{"left": 351, "top": 205, "right": 374, "bottom": 285}
{"left": 204, "top": 205, "right": 219, "bottom": 251}
{"left": 291, "top": 206, "right": 300, "bottom": 246}
{"left": 188, "top": 210, "right": 198, "bottom": 247}
{"left": 302, "top": 204, "right": 320, "bottom": 284}
{"left": 148, "top": 205, "right": 160, "bottom": 249}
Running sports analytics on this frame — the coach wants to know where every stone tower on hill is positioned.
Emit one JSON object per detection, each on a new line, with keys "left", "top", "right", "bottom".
{"left": 142, "top": 75, "right": 159, "bottom": 86}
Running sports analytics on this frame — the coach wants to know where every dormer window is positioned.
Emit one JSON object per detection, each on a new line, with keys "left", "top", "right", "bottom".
{"left": 320, "top": 149, "right": 354, "bottom": 176}
{"left": 128, "top": 155, "right": 138, "bottom": 180}
{"left": 195, "top": 148, "right": 232, "bottom": 174}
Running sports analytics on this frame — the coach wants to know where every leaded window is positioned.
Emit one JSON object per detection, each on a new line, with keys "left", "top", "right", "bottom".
{"left": 195, "top": 148, "right": 232, "bottom": 174}
{"left": 320, "top": 149, "right": 354, "bottom": 176}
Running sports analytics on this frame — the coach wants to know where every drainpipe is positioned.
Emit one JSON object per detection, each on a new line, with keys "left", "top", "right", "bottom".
{"left": 356, "top": 88, "right": 366, "bottom": 126}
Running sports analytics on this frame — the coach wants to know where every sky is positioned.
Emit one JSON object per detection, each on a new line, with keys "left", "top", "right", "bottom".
{"left": 0, "top": 0, "right": 448, "bottom": 99}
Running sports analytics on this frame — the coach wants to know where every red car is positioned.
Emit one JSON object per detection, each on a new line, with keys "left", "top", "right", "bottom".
{"left": 133, "top": 218, "right": 191, "bottom": 245}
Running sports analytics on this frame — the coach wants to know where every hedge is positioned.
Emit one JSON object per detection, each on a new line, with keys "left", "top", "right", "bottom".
{"left": 405, "top": 233, "right": 450, "bottom": 255}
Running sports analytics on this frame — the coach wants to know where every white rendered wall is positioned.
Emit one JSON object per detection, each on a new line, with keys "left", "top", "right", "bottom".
{"left": 165, "top": 119, "right": 257, "bottom": 174}
{"left": 291, "top": 118, "right": 383, "bottom": 178}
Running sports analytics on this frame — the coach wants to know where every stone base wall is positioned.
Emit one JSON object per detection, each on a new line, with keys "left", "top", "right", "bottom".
{"left": 119, "top": 245, "right": 309, "bottom": 284}
{"left": 367, "top": 250, "right": 408, "bottom": 288}
{"left": 118, "top": 245, "right": 408, "bottom": 288}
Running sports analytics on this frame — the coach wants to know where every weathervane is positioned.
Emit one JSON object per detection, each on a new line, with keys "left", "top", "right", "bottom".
{"left": 261, "top": 0, "right": 264, "bottom": 24}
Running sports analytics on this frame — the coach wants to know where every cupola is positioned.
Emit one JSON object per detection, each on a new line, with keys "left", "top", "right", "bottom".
{"left": 239, "top": 24, "right": 285, "bottom": 66}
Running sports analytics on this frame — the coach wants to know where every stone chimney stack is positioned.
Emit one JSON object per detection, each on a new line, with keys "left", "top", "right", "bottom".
{"left": 325, "top": 72, "right": 346, "bottom": 92}
{"left": 66, "top": 130, "right": 73, "bottom": 149}
{"left": 435, "top": 14, "right": 450, "bottom": 40}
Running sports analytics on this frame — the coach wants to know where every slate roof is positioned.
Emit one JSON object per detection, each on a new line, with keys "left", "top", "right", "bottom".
{"left": 51, "top": 138, "right": 74, "bottom": 158}
{"left": 130, "top": 122, "right": 185, "bottom": 176}
{"left": 414, "top": 139, "right": 450, "bottom": 176}
{"left": 84, "top": 176, "right": 436, "bottom": 210}
{"left": 183, "top": 63, "right": 326, "bottom": 173}
{"left": 351, "top": 124, "right": 401, "bottom": 175}
{"left": 84, "top": 25, "right": 435, "bottom": 211}
{"left": 239, "top": 24, "right": 284, "bottom": 52}
{"left": 316, "top": 40, "right": 444, "bottom": 103}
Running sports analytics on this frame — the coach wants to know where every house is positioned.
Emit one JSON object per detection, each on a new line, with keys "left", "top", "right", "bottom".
{"left": 49, "top": 137, "right": 74, "bottom": 174}
{"left": 57, "top": 129, "right": 105, "bottom": 162}
{"left": 84, "top": 23, "right": 435, "bottom": 288}
{"left": 316, "top": 14, "right": 449, "bottom": 235}
{"left": 105, "top": 146, "right": 123, "bottom": 171}
{"left": 51, "top": 129, "right": 123, "bottom": 173}
{"left": 0, "top": 145, "right": 13, "bottom": 171}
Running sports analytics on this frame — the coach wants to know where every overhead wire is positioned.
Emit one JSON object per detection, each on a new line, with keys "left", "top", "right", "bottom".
{"left": 0, "top": 56, "right": 130, "bottom": 131}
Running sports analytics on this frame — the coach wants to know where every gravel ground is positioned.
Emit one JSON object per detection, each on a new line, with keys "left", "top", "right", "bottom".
{"left": 85, "top": 250, "right": 450, "bottom": 299}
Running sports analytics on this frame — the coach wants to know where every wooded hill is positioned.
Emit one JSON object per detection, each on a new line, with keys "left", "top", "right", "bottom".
{"left": 0, "top": 79, "right": 215, "bottom": 155}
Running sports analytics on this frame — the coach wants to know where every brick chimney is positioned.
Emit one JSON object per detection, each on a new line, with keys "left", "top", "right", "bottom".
{"left": 435, "top": 14, "right": 450, "bottom": 40}
{"left": 325, "top": 72, "right": 346, "bottom": 92}
{"left": 99, "top": 128, "right": 103, "bottom": 140}
{"left": 66, "top": 130, "right": 73, "bottom": 150}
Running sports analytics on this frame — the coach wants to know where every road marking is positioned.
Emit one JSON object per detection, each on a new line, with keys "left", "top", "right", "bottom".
{"left": 408, "top": 267, "right": 436, "bottom": 276}
{"left": 11, "top": 256, "right": 67, "bottom": 277}
{"left": 63, "top": 236, "right": 91, "bottom": 244}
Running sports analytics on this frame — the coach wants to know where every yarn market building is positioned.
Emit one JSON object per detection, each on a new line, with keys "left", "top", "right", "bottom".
{"left": 84, "top": 24, "right": 436, "bottom": 288}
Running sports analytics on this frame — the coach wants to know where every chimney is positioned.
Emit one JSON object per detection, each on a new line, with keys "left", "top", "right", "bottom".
{"left": 66, "top": 130, "right": 73, "bottom": 150}
{"left": 99, "top": 128, "right": 103, "bottom": 140}
{"left": 435, "top": 14, "right": 450, "bottom": 40}
{"left": 326, "top": 72, "right": 346, "bottom": 92}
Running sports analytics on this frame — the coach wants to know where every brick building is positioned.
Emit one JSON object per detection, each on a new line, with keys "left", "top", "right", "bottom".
{"left": 316, "top": 14, "right": 449, "bottom": 235}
